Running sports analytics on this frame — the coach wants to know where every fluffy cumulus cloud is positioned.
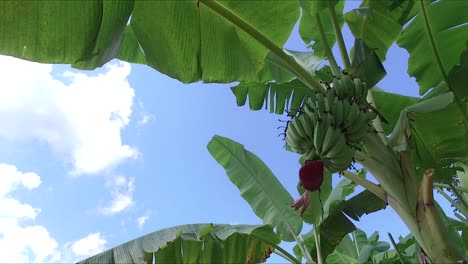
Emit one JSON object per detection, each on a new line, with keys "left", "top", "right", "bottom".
{"left": 137, "top": 214, "right": 149, "bottom": 230}
{"left": 0, "top": 164, "right": 109, "bottom": 262}
{"left": 0, "top": 55, "right": 137, "bottom": 175}
{"left": 99, "top": 176, "right": 135, "bottom": 215}
{"left": 70, "top": 233, "right": 107, "bottom": 257}
{"left": 0, "top": 164, "right": 59, "bottom": 262}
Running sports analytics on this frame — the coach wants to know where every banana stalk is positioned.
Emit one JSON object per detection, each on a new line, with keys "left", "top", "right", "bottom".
{"left": 357, "top": 133, "right": 464, "bottom": 263}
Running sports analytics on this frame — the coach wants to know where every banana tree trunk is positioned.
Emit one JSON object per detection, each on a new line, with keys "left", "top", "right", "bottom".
{"left": 356, "top": 133, "right": 464, "bottom": 263}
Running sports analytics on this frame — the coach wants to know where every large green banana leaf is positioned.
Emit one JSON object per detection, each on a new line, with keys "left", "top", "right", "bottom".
{"left": 293, "top": 174, "right": 387, "bottom": 262}
{"left": 371, "top": 89, "right": 419, "bottom": 134}
{"left": 78, "top": 224, "right": 281, "bottom": 264}
{"left": 299, "top": 0, "right": 345, "bottom": 58}
{"left": 344, "top": 0, "right": 420, "bottom": 61}
{"left": 397, "top": 0, "right": 468, "bottom": 95}
{"left": 388, "top": 92, "right": 467, "bottom": 183}
{"left": 448, "top": 45, "right": 468, "bottom": 99}
{"left": 0, "top": 0, "right": 299, "bottom": 84}
{"left": 207, "top": 135, "right": 303, "bottom": 242}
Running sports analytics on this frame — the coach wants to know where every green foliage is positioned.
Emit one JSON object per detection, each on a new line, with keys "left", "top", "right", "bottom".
{"left": 293, "top": 172, "right": 387, "bottom": 262}
{"left": 326, "top": 229, "right": 390, "bottom": 263}
{"left": 78, "top": 224, "right": 281, "bottom": 264}
{"left": 1, "top": 0, "right": 468, "bottom": 262}
{"left": 207, "top": 135, "right": 303, "bottom": 242}
{"left": 231, "top": 79, "right": 314, "bottom": 115}
{"left": 372, "top": 234, "right": 419, "bottom": 263}
{"left": 344, "top": 0, "right": 420, "bottom": 61}
{"left": 397, "top": 0, "right": 468, "bottom": 95}
{"left": 349, "top": 38, "right": 386, "bottom": 89}
{"left": 448, "top": 44, "right": 468, "bottom": 99}
{"left": 0, "top": 0, "right": 299, "bottom": 84}
{"left": 388, "top": 93, "right": 467, "bottom": 183}
{"left": 299, "top": 0, "right": 345, "bottom": 58}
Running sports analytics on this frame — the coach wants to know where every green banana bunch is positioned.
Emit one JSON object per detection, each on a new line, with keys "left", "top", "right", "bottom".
{"left": 332, "top": 74, "right": 369, "bottom": 101}
{"left": 284, "top": 76, "right": 379, "bottom": 173}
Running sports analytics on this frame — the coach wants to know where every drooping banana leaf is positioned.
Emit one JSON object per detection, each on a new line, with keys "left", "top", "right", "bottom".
{"left": 349, "top": 38, "right": 386, "bottom": 89}
{"left": 397, "top": 0, "right": 468, "bottom": 95}
{"left": 78, "top": 224, "right": 281, "bottom": 264}
{"left": 231, "top": 79, "right": 315, "bottom": 116}
{"left": 371, "top": 89, "right": 419, "bottom": 134}
{"left": 388, "top": 92, "right": 467, "bottom": 183}
{"left": 0, "top": 0, "right": 299, "bottom": 84}
{"left": 207, "top": 135, "right": 303, "bottom": 242}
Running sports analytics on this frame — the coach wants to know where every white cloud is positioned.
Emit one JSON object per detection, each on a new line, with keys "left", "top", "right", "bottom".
{"left": 137, "top": 215, "right": 149, "bottom": 230}
{"left": 0, "top": 164, "right": 110, "bottom": 263}
{"left": 0, "top": 164, "right": 59, "bottom": 263}
{"left": 99, "top": 176, "right": 135, "bottom": 215}
{"left": 71, "top": 233, "right": 107, "bottom": 257}
{"left": 137, "top": 113, "right": 154, "bottom": 126}
{"left": 0, "top": 56, "right": 137, "bottom": 175}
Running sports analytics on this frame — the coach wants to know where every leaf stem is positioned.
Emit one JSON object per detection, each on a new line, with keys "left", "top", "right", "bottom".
{"left": 419, "top": 0, "right": 447, "bottom": 83}
{"left": 387, "top": 232, "right": 405, "bottom": 264}
{"left": 298, "top": 235, "right": 316, "bottom": 264}
{"left": 454, "top": 212, "right": 468, "bottom": 224}
{"left": 433, "top": 183, "right": 468, "bottom": 194}
{"left": 352, "top": 231, "right": 360, "bottom": 257}
{"left": 315, "top": 12, "right": 340, "bottom": 76}
{"left": 271, "top": 245, "right": 302, "bottom": 264}
{"left": 327, "top": 0, "right": 350, "bottom": 69}
{"left": 199, "top": 0, "right": 325, "bottom": 93}
{"left": 436, "top": 187, "right": 468, "bottom": 218}
{"left": 342, "top": 170, "right": 387, "bottom": 202}
{"left": 448, "top": 182, "right": 468, "bottom": 210}
{"left": 313, "top": 227, "right": 323, "bottom": 264}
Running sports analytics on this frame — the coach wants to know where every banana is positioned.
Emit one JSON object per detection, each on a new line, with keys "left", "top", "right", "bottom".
{"left": 302, "top": 150, "right": 319, "bottom": 163}
{"left": 313, "top": 116, "right": 327, "bottom": 155}
{"left": 333, "top": 78, "right": 345, "bottom": 98}
{"left": 325, "top": 89, "right": 335, "bottom": 111}
{"left": 286, "top": 121, "right": 302, "bottom": 151}
{"left": 316, "top": 93, "right": 326, "bottom": 117}
{"left": 299, "top": 114, "right": 315, "bottom": 140}
{"left": 343, "top": 102, "right": 361, "bottom": 129}
{"left": 346, "top": 118, "right": 369, "bottom": 144}
{"left": 306, "top": 97, "right": 317, "bottom": 113}
{"left": 323, "top": 151, "right": 353, "bottom": 172}
{"left": 354, "top": 79, "right": 362, "bottom": 99}
{"left": 320, "top": 126, "right": 342, "bottom": 157}
{"left": 324, "top": 113, "right": 334, "bottom": 129}
{"left": 335, "top": 100, "right": 344, "bottom": 127}
{"left": 347, "top": 111, "right": 367, "bottom": 135}
{"left": 323, "top": 131, "right": 348, "bottom": 161}
{"left": 360, "top": 81, "right": 368, "bottom": 99}
{"left": 353, "top": 78, "right": 366, "bottom": 100}
{"left": 341, "top": 75, "right": 355, "bottom": 97}
{"left": 347, "top": 117, "right": 370, "bottom": 144}
{"left": 292, "top": 117, "right": 308, "bottom": 141}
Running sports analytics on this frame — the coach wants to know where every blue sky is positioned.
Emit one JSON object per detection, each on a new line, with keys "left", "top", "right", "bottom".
{"left": 0, "top": 1, "right": 457, "bottom": 263}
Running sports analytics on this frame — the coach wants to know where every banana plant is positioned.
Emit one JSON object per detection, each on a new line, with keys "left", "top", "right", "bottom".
{"left": 1, "top": 0, "right": 467, "bottom": 263}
